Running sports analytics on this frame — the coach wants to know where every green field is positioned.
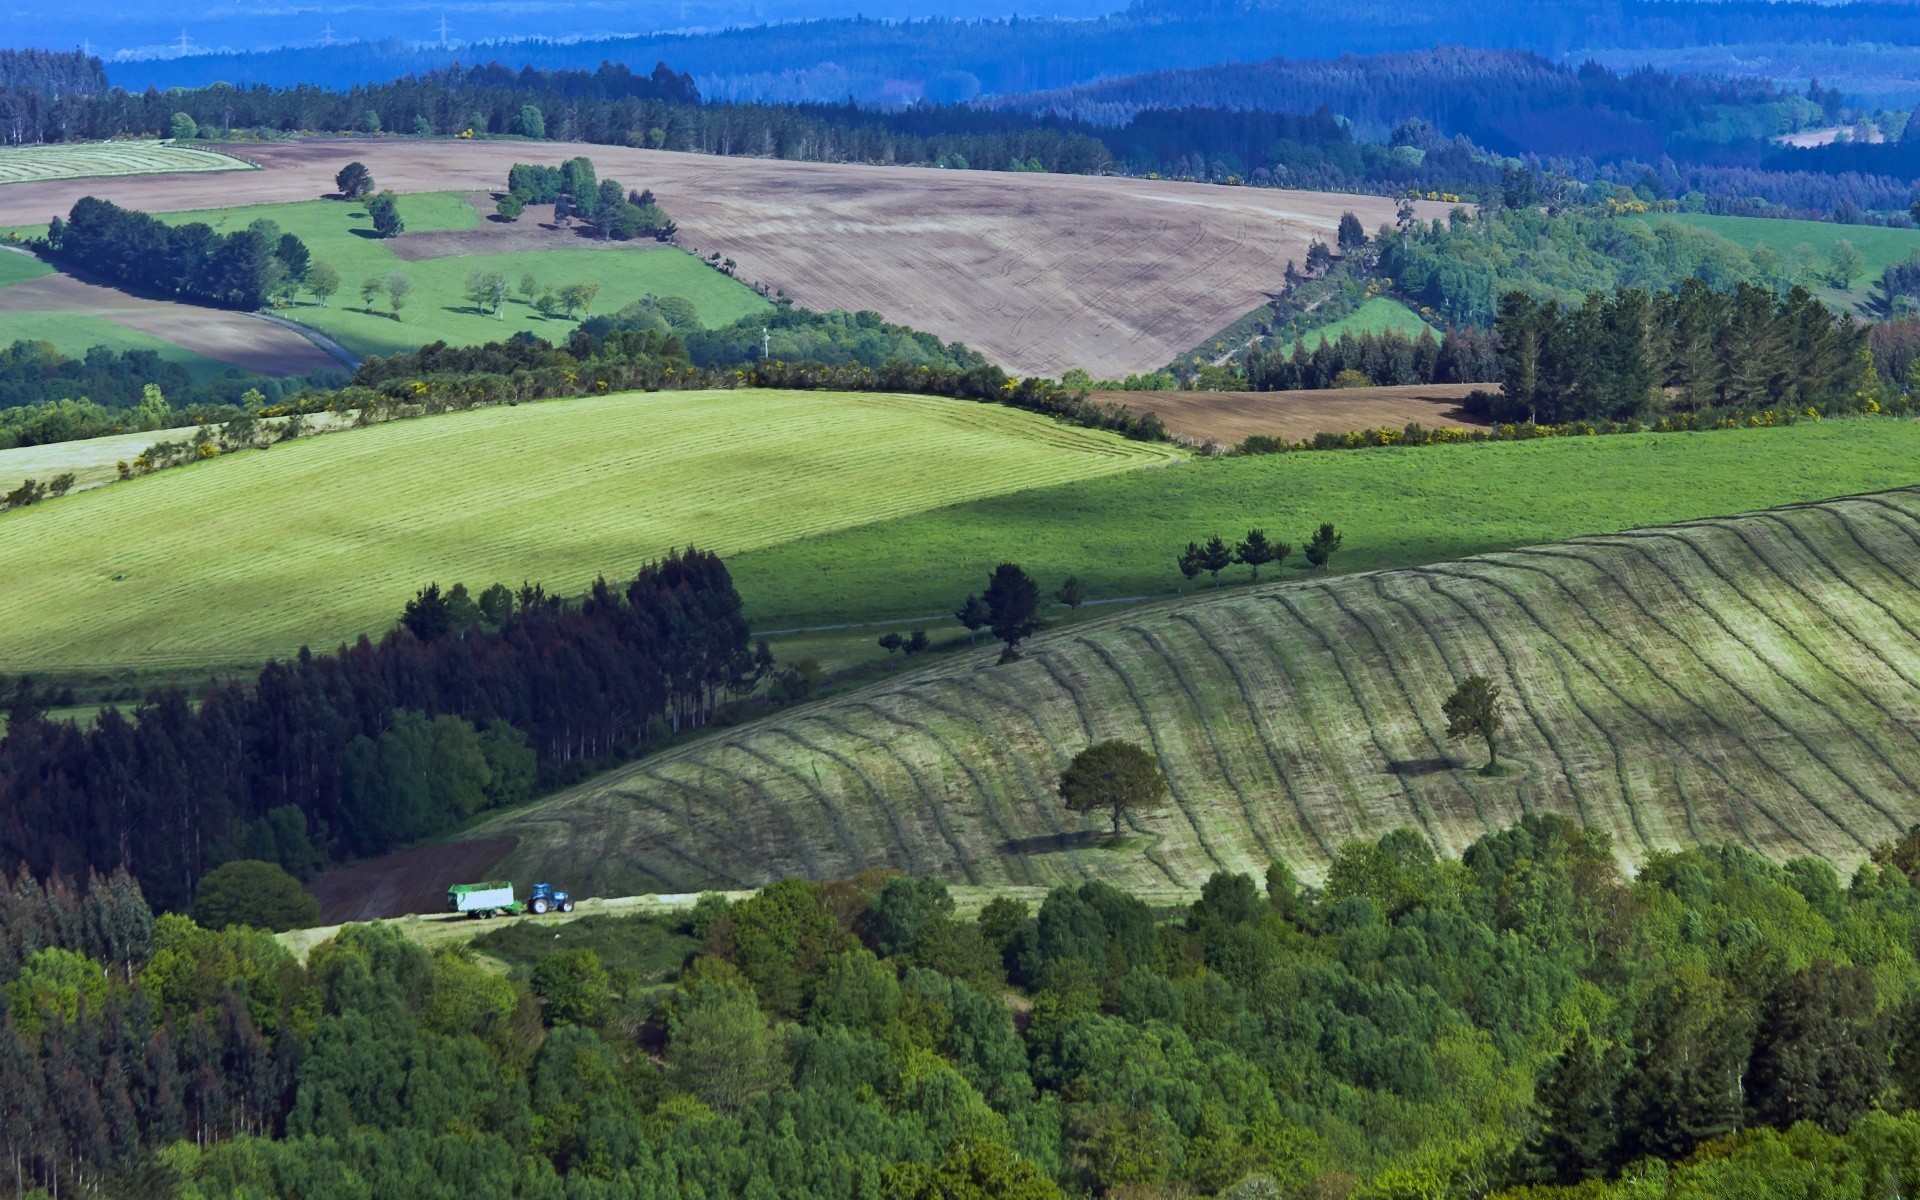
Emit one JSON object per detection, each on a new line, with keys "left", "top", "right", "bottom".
{"left": 482, "top": 485, "right": 1920, "bottom": 895}
{"left": 156, "top": 194, "right": 769, "bottom": 358}
{"left": 1301, "top": 296, "right": 1435, "bottom": 344}
{"left": 0, "top": 389, "right": 1176, "bottom": 672}
{"left": 0, "top": 141, "right": 253, "bottom": 185}
{"left": 0, "top": 250, "right": 51, "bottom": 287}
{"left": 1640, "top": 212, "right": 1920, "bottom": 309}
{"left": 0, "top": 311, "right": 229, "bottom": 377}
{"left": 728, "top": 416, "right": 1920, "bottom": 629}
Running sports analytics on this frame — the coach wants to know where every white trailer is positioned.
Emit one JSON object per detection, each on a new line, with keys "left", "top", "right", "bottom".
{"left": 446, "top": 880, "right": 520, "bottom": 918}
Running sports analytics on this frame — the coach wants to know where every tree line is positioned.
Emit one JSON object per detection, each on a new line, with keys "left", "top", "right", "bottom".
{"left": 21, "top": 813, "right": 1920, "bottom": 1196}
{"left": 0, "top": 548, "right": 762, "bottom": 914}
{"left": 1489, "top": 278, "right": 1867, "bottom": 423}
{"left": 1245, "top": 324, "right": 1500, "bottom": 391}
{"left": 47, "top": 197, "right": 313, "bottom": 311}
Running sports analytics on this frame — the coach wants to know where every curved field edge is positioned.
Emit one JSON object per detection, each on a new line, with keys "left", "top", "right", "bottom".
{"left": 479, "top": 487, "right": 1920, "bottom": 894}
{"left": 0, "top": 388, "right": 1179, "bottom": 673}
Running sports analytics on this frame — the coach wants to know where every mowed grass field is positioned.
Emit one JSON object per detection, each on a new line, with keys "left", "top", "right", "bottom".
{"left": 0, "top": 141, "right": 253, "bottom": 185}
{"left": 0, "top": 390, "right": 1177, "bottom": 672}
{"left": 482, "top": 487, "right": 1920, "bottom": 896}
{"left": 728, "top": 417, "right": 1920, "bottom": 629}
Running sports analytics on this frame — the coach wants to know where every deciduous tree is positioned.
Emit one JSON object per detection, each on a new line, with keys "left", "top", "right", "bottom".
{"left": 1059, "top": 739, "right": 1168, "bottom": 844}
{"left": 1443, "top": 674, "right": 1504, "bottom": 769}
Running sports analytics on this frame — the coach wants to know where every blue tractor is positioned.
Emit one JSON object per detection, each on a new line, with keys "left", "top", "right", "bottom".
{"left": 528, "top": 882, "right": 574, "bottom": 915}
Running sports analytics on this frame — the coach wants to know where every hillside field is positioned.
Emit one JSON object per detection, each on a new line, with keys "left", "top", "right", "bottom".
{"left": 0, "top": 138, "right": 1452, "bottom": 376}
{"left": 0, "top": 140, "right": 253, "bottom": 185}
{"left": 1297, "top": 296, "right": 1436, "bottom": 344}
{"left": 0, "top": 389, "right": 1175, "bottom": 673}
{"left": 0, "top": 191, "right": 770, "bottom": 363}
{"left": 481, "top": 487, "right": 1920, "bottom": 895}
{"left": 1638, "top": 212, "right": 1920, "bottom": 310}
{"left": 727, "top": 416, "right": 1920, "bottom": 629}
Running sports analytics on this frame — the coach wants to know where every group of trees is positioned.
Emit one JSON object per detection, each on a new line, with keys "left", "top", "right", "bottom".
{"left": 501, "top": 158, "right": 676, "bottom": 240}
{"left": 23, "top": 812, "right": 1920, "bottom": 1196}
{"left": 0, "top": 549, "right": 762, "bottom": 913}
{"left": 1177, "top": 524, "right": 1342, "bottom": 585}
{"left": 47, "top": 197, "right": 315, "bottom": 311}
{"left": 1245, "top": 324, "right": 1499, "bottom": 391}
{"left": 1489, "top": 279, "right": 1868, "bottom": 423}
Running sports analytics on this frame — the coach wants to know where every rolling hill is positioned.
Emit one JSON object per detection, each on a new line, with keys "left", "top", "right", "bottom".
{"left": 480, "top": 487, "right": 1920, "bottom": 894}
{"left": 0, "top": 389, "right": 1174, "bottom": 673}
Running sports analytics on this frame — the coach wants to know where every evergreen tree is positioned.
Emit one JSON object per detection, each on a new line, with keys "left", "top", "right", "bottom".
{"left": 983, "top": 563, "right": 1042, "bottom": 661}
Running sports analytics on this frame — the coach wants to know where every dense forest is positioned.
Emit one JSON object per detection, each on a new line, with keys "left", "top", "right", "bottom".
{"left": 1001, "top": 48, "right": 1824, "bottom": 157}
{"left": 16, "top": 816, "right": 1920, "bottom": 1197}
{"left": 0, "top": 549, "right": 761, "bottom": 913}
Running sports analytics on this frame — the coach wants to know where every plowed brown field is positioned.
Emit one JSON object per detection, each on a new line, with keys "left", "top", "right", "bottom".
{"left": 1099, "top": 383, "right": 1490, "bottom": 444}
{"left": 0, "top": 139, "right": 1451, "bottom": 376}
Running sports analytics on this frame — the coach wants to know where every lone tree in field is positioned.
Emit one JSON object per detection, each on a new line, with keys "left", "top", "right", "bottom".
{"left": 384, "top": 272, "right": 413, "bottom": 320}
{"left": 305, "top": 261, "right": 340, "bottom": 306}
{"left": 1059, "top": 739, "right": 1168, "bottom": 845}
{"left": 1056, "top": 576, "right": 1085, "bottom": 609}
{"left": 359, "top": 276, "right": 382, "bottom": 311}
{"left": 954, "top": 594, "right": 989, "bottom": 644}
{"left": 1304, "top": 522, "right": 1343, "bottom": 572}
{"left": 1235, "top": 528, "right": 1287, "bottom": 580}
{"left": 335, "top": 161, "right": 374, "bottom": 199}
{"left": 983, "top": 563, "right": 1042, "bottom": 661}
{"left": 1201, "top": 534, "right": 1234, "bottom": 585}
{"left": 1443, "top": 674, "right": 1505, "bottom": 770}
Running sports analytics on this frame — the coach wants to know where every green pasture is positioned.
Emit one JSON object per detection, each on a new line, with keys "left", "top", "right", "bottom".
{"left": 1638, "top": 212, "right": 1920, "bottom": 310}
{"left": 0, "top": 250, "right": 51, "bottom": 287}
{"left": 0, "top": 389, "right": 1175, "bottom": 673}
{"left": 0, "top": 141, "right": 252, "bottom": 185}
{"left": 0, "top": 312, "right": 228, "bottom": 378}
{"left": 728, "top": 416, "right": 1920, "bottom": 629}
{"left": 154, "top": 194, "right": 769, "bottom": 358}
{"left": 1301, "top": 297, "right": 1434, "bottom": 344}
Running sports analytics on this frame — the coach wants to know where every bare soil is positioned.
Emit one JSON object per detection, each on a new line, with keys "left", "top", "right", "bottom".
{"left": 0, "top": 138, "right": 1453, "bottom": 376}
{"left": 0, "top": 271, "right": 341, "bottom": 375}
{"left": 1096, "top": 382, "right": 1490, "bottom": 445}
{"left": 306, "top": 836, "right": 518, "bottom": 924}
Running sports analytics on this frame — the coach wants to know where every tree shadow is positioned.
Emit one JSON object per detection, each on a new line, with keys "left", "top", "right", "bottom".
{"left": 1001, "top": 831, "right": 1110, "bottom": 856}
{"left": 1386, "top": 757, "right": 1458, "bottom": 777}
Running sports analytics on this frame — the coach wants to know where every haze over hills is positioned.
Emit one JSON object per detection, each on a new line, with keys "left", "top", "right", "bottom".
{"left": 94, "top": 0, "right": 1920, "bottom": 102}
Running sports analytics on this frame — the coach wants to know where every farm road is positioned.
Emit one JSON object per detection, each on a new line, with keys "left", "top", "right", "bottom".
{"left": 0, "top": 139, "right": 1453, "bottom": 377}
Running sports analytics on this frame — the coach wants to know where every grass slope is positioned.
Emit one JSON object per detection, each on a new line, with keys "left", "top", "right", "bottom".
{"left": 481, "top": 487, "right": 1920, "bottom": 895}
{"left": 1301, "top": 297, "right": 1434, "bottom": 344}
{"left": 0, "top": 389, "right": 1175, "bottom": 672}
{"left": 156, "top": 195, "right": 768, "bottom": 358}
{"left": 729, "top": 417, "right": 1920, "bottom": 629}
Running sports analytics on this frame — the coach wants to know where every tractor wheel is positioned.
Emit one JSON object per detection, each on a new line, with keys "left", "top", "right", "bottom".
{"left": 561, "top": 900, "right": 575, "bottom": 913}
{"left": 531, "top": 898, "right": 549, "bottom": 915}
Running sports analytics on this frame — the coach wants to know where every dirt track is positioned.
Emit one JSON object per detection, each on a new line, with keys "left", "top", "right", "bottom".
{"left": 0, "top": 139, "right": 1451, "bottom": 376}
{"left": 1096, "top": 382, "right": 1491, "bottom": 444}
{"left": 0, "top": 272, "right": 342, "bottom": 376}
{"left": 306, "top": 836, "right": 518, "bottom": 924}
